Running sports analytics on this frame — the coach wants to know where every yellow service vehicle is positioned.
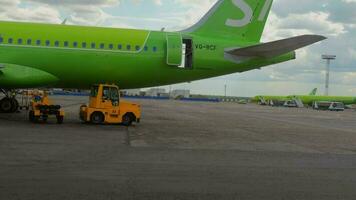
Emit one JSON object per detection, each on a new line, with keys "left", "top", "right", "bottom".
{"left": 29, "top": 91, "right": 65, "bottom": 124}
{"left": 80, "top": 84, "right": 141, "bottom": 126}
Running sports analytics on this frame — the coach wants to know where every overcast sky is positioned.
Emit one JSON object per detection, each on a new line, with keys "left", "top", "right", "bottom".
{"left": 0, "top": 0, "right": 355, "bottom": 97}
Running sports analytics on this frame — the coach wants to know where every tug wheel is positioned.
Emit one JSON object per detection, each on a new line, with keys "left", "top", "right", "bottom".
{"left": 90, "top": 112, "right": 104, "bottom": 124}
{"left": 122, "top": 113, "right": 134, "bottom": 126}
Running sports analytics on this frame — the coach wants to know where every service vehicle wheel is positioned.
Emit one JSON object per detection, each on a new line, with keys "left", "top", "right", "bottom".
{"left": 29, "top": 111, "right": 39, "bottom": 123}
{"left": 0, "top": 98, "right": 13, "bottom": 113}
{"left": 29, "top": 111, "right": 34, "bottom": 122}
{"left": 42, "top": 115, "right": 48, "bottom": 122}
{"left": 79, "top": 105, "right": 87, "bottom": 121}
{"left": 90, "top": 112, "right": 104, "bottom": 124}
{"left": 56, "top": 115, "right": 64, "bottom": 124}
{"left": 122, "top": 114, "right": 133, "bottom": 126}
{"left": 10, "top": 98, "right": 19, "bottom": 113}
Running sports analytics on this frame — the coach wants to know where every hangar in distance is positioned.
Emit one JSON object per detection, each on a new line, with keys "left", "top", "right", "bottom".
{"left": 0, "top": 0, "right": 326, "bottom": 112}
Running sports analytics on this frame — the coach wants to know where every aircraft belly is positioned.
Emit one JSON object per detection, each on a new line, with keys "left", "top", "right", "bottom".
{"left": 0, "top": 63, "right": 59, "bottom": 89}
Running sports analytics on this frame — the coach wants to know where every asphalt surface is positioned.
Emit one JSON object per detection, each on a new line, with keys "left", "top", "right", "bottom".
{"left": 1, "top": 96, "right": 356, "bottom": 200}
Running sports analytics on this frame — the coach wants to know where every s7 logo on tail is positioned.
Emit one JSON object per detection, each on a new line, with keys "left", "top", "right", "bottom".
{"left": 226, "top": 0, "right": 273, "bottom": 28}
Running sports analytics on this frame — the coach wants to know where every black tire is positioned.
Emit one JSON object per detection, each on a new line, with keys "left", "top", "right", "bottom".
{"left": 56, "top": 115, "right": 64, "bottom": 124}
{"left": 79, "top": 105, "right": 87, "bottom": 121}
{"left": 90, "top": 112, "right": 104, "bottom": 124}
{"left": 42, "top": 115, "right": 48, "bottom": 122}
{"left": 29, "top": 111, "right": 39, "bottom": 123}
{"left": 29, "top": 111, "right": 35, "bottom": 122}
{"left": 10, "top": 98, "right": 19, "bottom": 113}
{"left": 122, "top": 114, "right": 134, "bottom": 126}
{"left": 0, "top": 98, "right": 13, "bottom": 113}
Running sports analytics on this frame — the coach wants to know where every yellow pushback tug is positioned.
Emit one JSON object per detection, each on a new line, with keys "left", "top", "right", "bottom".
{"left": 29, "top": 91, "right": 65, "bottom": 124}
{"left": 80, "top": 84, "right": 141, "bottom": 126}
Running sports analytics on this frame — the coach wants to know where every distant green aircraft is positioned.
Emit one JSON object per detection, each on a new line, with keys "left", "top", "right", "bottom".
{"left": 289, "top": 95, "right": 356, "bottom": 106}
{"left": 309, "top": 88, "right": 318, "bottom": 96}
{"left": 253, "top": 88, "right": 318, "bottom": 103}
{"left": 0, "top": 0, "right": 326, "bottom": 113}
{"left": 255, "top": 88, "right": 356, "bottom": 106}
{"left": 288, "top": 88, "right": 356, "bottom": 106}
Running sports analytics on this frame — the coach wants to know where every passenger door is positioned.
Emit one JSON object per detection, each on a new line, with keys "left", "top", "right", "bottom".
{"left": 166, "top": 33, "right": 182, "bottom": 66}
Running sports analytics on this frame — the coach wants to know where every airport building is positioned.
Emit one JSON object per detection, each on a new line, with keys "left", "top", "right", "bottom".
{"left": 123, "top": 89, "right": 141, "bottom": 96}
{"left": 170, "top": 89, "right": 190, "bottom": 99}
{"left": 145, "top": 88, "right": 168, "bottom": 97}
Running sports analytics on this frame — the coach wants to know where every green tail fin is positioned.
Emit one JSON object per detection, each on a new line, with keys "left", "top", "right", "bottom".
{"left": 309, "top": 88, "right": 318, "bottom": 96}
{"left": 183, "top": 0, "right": 273, "bottom": 42}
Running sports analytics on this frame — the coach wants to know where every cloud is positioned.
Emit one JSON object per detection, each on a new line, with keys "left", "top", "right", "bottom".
{"left": 169, "top": 0, "right": 216, "bottom": 29}
{"left": 27, "top": 0, "right": 119, "bottom": 6}
{"left": 152, "top": 0, "right": 162, "bottom": 6}
{"left": 0, "top": 0, "right": 61, "bottom": 23}
{"left": 277, "top": 12, "right": 346, "bottom": 37}
{"left": 13, "top": 0, "right": 121, "bottom": 26}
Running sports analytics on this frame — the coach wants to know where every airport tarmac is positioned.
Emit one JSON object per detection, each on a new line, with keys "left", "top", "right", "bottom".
{"left": 1, "top": 96, "right": 356, "bottom": 200}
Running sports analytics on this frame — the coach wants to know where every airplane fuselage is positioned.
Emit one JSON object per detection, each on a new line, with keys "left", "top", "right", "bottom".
{"left": 0, "top": 21, "right": 293, "bottom": 89}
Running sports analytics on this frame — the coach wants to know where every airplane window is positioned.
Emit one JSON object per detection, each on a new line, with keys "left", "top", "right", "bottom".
{"left": 73, "top": 42, "right": 78, "bottom": 47}
{"left": 46, "top": 40, "right": 50, "bottom": 46}
{"left": 118, "top": 44, "right": 122, "bottom": 50}
{"left": 8, "top": 38, "right": 13, "bottom": 44}
{"left": 64, "top": 41, "right": 68, "bottom": 47}
{"left": 127, "top": 45, "right": 131, "bottom": 50}
{"left": 18, "top": 39, "right": 23, "bottom": 44}
{"left": 153, "top": 46, "right": 157, "bottom": 52}
{"left": 55, "top": 41, "right": 59, "bottom": 47}
{"left": 36, "top": 40, "right": 41, "bottom": 45}
{"left": 27, "top": 39, "right": 32, "bottom": 45}
{"left": 135, "top": 45, "right": 140, "bottom": 51}
{"left": 109, "top": 44, "right": 113, "bottom": 49}
{"left": 100, "top": 43, "right": 105, "bottom": 49}
{"left": 0, "top": 37, "right": 3, "bottom": 43}
{"left": 91, "top": 43, "right": 96, "bottom": 49}
{"left": 82, "top": 42, "right": 87, "bottom": 48}
{"left": 144, "top": 46, "right": 148, "bottom": 51}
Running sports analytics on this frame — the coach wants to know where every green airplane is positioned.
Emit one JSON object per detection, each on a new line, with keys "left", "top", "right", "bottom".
{"left": 253, "top": 88, "right": 318, "bottom": 103}
{"left": 255, "top": 87, "right": 356, "bottom": 106}
{"left": 309, "top": 88, "right": 318, "bottom": 96}
{"left": 0, "top": 0, "right": 326, "bottom": 113}
{"left": 277, "top": 88, "right": 356, "bottom": 106}
{"left": 289, "top": 95, "right": 356, "bottom": 106}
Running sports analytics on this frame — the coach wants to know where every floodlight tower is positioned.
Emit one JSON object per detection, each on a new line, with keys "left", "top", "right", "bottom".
{"left": 322, "top": 55, "right": 336, "bottom": 96}
{"left": 224, "top": 84, "right": 227, "bottom": 98}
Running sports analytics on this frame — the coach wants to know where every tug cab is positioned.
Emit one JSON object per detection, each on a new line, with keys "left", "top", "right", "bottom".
{"left": 80, "top": 84, "right": 141, "bottom": 126}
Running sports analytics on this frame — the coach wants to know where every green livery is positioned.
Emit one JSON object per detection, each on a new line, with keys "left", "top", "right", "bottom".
{"left": 253, "top": 88, "right": 319, "bottom": 103}
{"left": 0, "top": 0, "right": 326, "bottom": 112}
{"left": 254, "top": 88, "right": 356, "bottom": 105}
{"left": 309, "top": 88, "right": 318, "bottom": 96}
{"left": 289, "top": 95, "right": 356, "bottom": 106}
